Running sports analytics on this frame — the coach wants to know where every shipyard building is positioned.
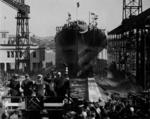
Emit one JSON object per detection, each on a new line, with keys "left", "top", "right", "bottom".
{"left": 108, "top": 8, "right": 150, "bottom": 89}
{"left": 0, "top": 31, "right": 55, "bottom": 75}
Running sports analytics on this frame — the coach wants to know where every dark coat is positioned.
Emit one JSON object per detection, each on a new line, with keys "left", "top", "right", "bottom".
{"left": 9, "top": 79, "right": 21, "bottom": 96}
{"left": 21, "top": 79, "right": 33, "bottom": 96}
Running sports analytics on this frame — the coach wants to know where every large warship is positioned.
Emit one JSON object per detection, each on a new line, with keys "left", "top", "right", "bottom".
{"left": 55, "top": 20, "right": 107, "bottom": 78}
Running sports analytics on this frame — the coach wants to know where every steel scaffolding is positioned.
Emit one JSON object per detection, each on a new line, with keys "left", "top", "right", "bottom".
{"left": 108, "top": 0, "right": 150, "bottom": 89}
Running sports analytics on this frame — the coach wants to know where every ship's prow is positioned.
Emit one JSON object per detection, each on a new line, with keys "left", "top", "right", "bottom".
{"left": 55, "top": 20, "right": 107, "bottom": 78}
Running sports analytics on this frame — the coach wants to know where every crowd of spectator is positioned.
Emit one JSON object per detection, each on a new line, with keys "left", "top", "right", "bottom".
{"left": 63, "top": 91, "right": 150, "bottom": 119}
{"left": 1, "top": 69, "right": 150, "bottom": 119}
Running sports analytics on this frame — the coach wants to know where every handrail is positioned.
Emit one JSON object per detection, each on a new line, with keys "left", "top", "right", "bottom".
{"left": 2, "top": 96, "right": 66, "bottom": 111}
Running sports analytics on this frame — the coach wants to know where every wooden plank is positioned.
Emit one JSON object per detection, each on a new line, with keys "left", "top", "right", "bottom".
{"left": 88, "top": 78, "right": 102, "bottom": 102}
{"left": 70, "top": 78, "right": 88, "bottom": 100}
{"left": 43, "top": 103, "right": 63, "bottom": 107}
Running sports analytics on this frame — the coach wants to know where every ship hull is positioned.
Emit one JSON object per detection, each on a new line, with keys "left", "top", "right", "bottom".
{"left": 55, "top": 22, "right": 106, "bottom": 77}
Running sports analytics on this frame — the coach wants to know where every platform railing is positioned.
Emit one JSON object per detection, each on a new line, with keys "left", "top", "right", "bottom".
{"left": 2, "top": 96, "right": 67, "bottom": 111}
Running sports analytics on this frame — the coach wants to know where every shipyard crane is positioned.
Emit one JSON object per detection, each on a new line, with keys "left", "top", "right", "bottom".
{"left": 0, "top": 0, "right": 30, "bottom": 73}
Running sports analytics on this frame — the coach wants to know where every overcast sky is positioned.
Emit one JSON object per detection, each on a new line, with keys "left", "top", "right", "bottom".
{"left": 0, "top": 0, "right": 150, "bottom": 36}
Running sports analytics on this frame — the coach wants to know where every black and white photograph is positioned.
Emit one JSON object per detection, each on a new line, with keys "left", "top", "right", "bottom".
{"left": 0, "top": 0, "right": 150, "bottom": 119}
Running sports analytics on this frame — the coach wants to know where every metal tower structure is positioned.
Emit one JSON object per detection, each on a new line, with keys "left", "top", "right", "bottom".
{"left": 123, "top": 0, "right": 142, "bottom": 20}
{"left": 1, "top": 0, "right": 30, "bottom": 73}
{"left": 122, "top": 0, "right": 146, "bottom": 88}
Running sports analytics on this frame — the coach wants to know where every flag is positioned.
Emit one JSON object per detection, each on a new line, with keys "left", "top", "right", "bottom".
{"left": 77, "top": 2, "right": 80, "bottom": 8}
{"left": 91, "top": 12, "right": 95, "bottom": 15}
{"left": 94, "top": 15, "right": 98, "bottom": 20}
{"left": 68, "top": 12, "right": 71, "bottom": 17}
{"left": 68, "top": 12, "right": 71, "bottom": 21}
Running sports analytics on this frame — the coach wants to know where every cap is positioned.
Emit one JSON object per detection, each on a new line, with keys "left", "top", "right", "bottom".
{"left": 37, "top": 74, "right": 43, "bottom": 78}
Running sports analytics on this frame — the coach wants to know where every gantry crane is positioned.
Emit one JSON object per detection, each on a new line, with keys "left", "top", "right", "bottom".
{"left": 123, "top": 0, "right": 142, "bottom": 20}
{"left": 1, "top": 0, "right": 30, "bottom": 73}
